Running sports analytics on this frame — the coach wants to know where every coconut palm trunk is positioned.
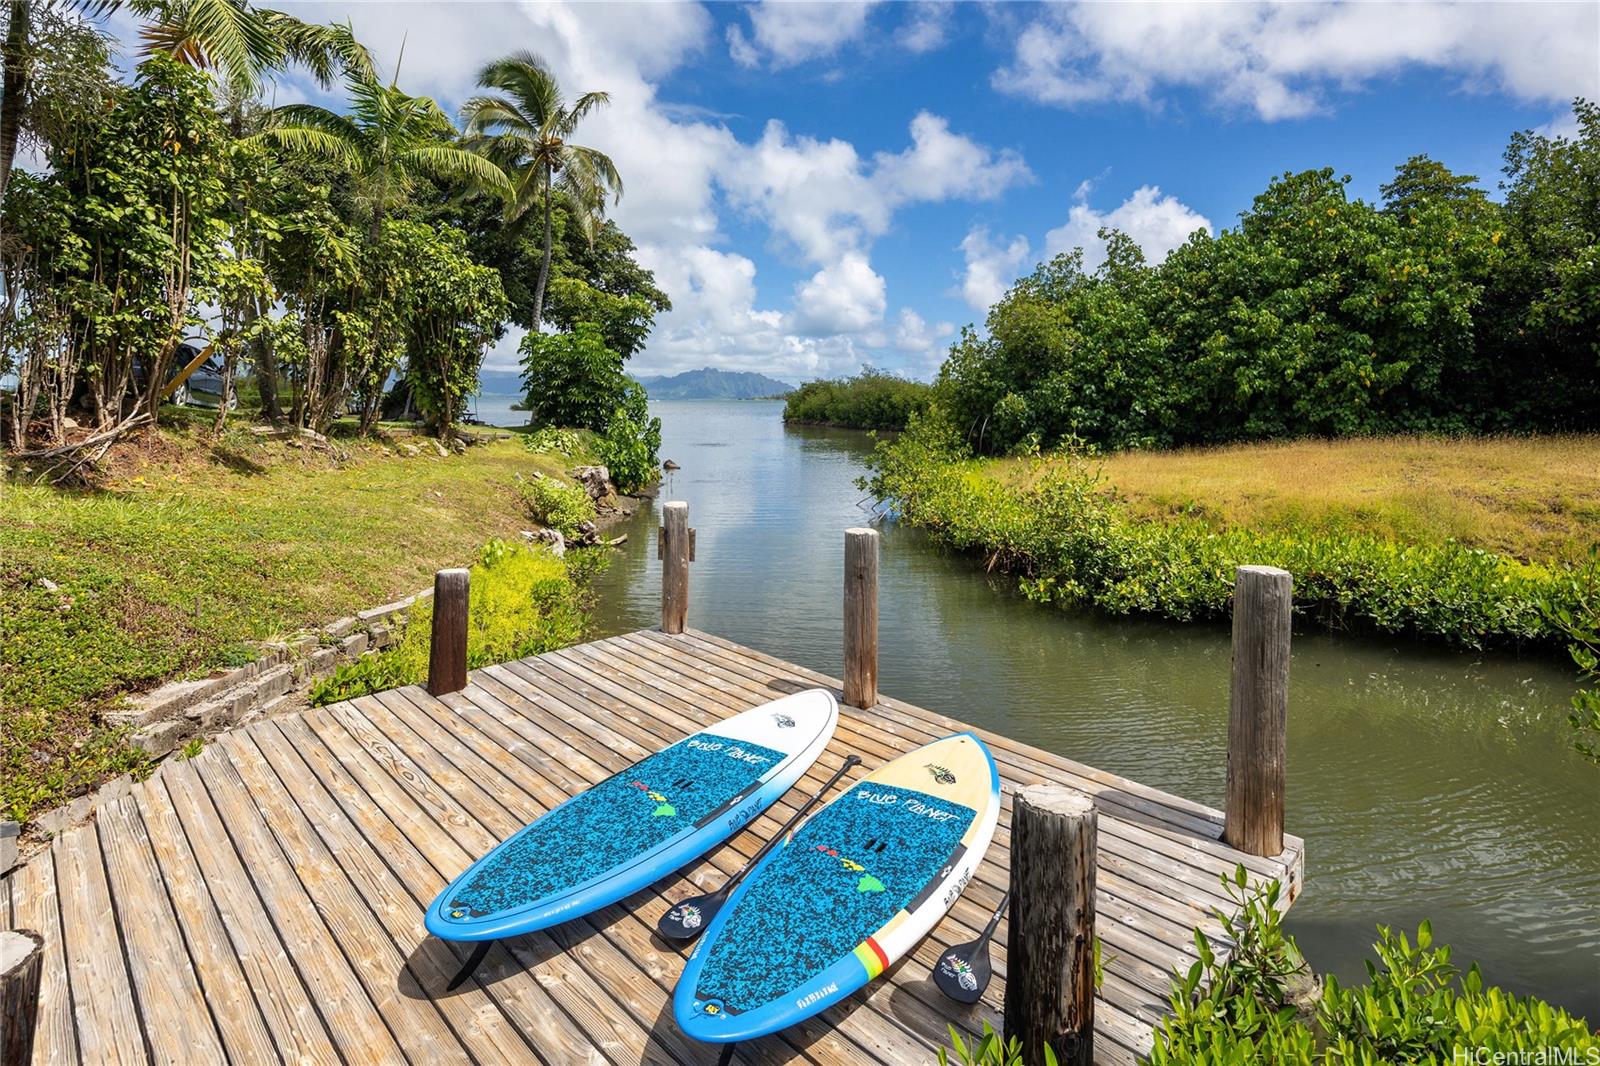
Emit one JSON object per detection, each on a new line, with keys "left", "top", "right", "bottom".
{"left": 532, "top": 160, "right": 554, "bottom": 327}
{"left": 0, "top": 0, "right": 32, "bottom": 205}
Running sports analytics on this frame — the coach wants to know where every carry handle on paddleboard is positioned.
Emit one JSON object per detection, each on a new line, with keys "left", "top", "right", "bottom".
{"left": 659, "top": 754, "right": 864, "bottom": 943}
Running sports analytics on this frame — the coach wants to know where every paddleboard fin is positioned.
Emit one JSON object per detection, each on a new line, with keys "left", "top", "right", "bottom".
{"left": 446, "top": 941, "right": 493, "bottom": 991}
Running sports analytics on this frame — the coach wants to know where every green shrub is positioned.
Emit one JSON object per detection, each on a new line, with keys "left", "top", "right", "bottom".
{"left": 939, "top": 1024, "right": 1058, "bottom": 1066}
{"left": 521, "top": 475, "right": 597, "bottom": 538}
{"left": 1150, "top": 869, "right": 1600, "bottom": 1065}
{"left": 595, "top": 380, "right": 662, "bottom": 493}
{"left": 784, "top": 367, "right": 933, "bottom": 430}
{"left": 1544, "top": 553, "right": 1600, "bottom": 762}
{"left": 309, "top": 539, "right": 603, "bottom": 706}
{"left": 866, "top": 416, "right": 1592, "bottom": 650}
{"left": 521, "top": 426, "right": 586, "bottom": 457}
{"left": 1149, "top": 871, "right": 1599, "bottom": 1065}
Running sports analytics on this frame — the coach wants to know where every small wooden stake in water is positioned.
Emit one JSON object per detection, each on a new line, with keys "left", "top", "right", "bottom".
{"left": 934, "top": 891, "right": 1008, "bottom": 1004}
{"left": 658, "top": 755, "right": 862, "bottom": 942}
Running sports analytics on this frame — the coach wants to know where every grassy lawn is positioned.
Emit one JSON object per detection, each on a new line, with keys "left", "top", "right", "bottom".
{"left": 0, "top": 420, "right": 588, "bottom": 819}
{"left": 985, "top": 435, "right": 1600, "bottom": 565}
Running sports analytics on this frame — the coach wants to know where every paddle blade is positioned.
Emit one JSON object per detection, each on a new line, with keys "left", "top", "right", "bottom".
{"left": 658, "top": 892, "right": 723, "bottom": 942}
{"left": 934, "top": 940, "right": 993, "bottom": 1004}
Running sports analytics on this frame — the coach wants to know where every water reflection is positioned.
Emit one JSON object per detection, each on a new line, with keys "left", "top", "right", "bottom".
{"left": 589, "top": 399, "right": 1600, "bottom": 1015}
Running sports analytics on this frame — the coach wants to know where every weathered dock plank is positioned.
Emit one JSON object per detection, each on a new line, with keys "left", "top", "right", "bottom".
{"left": 2, "top": 628, "right": 1303, "bottom": 1065}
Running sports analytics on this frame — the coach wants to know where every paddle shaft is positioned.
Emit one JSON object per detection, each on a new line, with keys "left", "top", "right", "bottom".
{"left": 729, "top": 754, "right": 862, "bottom": 887}
{"left": 978, "top": 890, "right": 1010, "bottom": 945}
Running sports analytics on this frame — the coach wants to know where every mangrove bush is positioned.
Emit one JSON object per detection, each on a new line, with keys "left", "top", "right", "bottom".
{"left": 866, "top": 417, "right": 1592, "bottom": 650}
{"left": 783, "top": 367, "right": 934, "bottom": 430}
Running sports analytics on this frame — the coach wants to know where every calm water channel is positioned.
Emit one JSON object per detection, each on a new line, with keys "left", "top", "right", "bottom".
{"left": 572, "top": 399, "right": 1599, "bottom": 1015}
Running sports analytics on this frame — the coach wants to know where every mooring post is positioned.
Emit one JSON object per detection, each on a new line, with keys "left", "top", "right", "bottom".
{"left": 843, "top": 527, "right": 879, "bottom": 709}
{"left": 1005, "top": 786, "right": 1097, "bottom": 1066}
{"left": 661, "top": 501, "right": 691, "bottom": 635}
{"left": 427, "top": 567, "right": 470, "bottom": 697}
{"left": 1, "top": 929, "right": 44, "bottom": 1066}
{"left": 1224, "top": 564, "right": 1292, "bottom": 856}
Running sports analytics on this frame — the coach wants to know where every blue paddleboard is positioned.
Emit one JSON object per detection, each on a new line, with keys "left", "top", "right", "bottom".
{"left": 426, "top": 689, "right": 838, "bottom": 941}
{"left": 675, "top": 732, "right": 1001, "bottom": 1042}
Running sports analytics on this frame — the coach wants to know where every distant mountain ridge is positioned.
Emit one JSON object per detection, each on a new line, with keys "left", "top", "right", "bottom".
{"left": 636, "top": 367, "right": 794, "bottom": 399}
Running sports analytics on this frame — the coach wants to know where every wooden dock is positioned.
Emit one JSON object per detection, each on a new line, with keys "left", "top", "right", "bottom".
{"left": 2, "top": 627, "right": 1304, "bottom": 1065}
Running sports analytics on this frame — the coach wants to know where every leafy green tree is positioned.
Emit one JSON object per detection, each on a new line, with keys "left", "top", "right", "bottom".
{"left": 4, "top": 55, "right": 230, "bottom": 430}
{"left": 463, "top": 51, "right": 622, "bottom": 328}
{"left": 518, "top": 321, "right": 629, "bottom": 430}
{"left": 1486, "top": 99, "right": 1600, "bottom": 427}
{"left": 385, "top": 220, "right": 506, "bottom": 435}
{"left": 255, "top": 72, "right": 510, "bottom": 433}
{"left": 1380, "top": 154, "right": 1493, "bottom": 219}
{"left": 0, "top": 0, "right": 370, "bottom": 206}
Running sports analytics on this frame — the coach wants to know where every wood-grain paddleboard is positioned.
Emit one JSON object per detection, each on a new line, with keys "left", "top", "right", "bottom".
{"left": 674, "top": 731, "right": 1001, "bottom": 1042}
{"left": 425, "top": 689, "right": 838, "bottom": 941}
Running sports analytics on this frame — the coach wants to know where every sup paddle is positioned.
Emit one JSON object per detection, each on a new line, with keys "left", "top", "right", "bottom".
{"left": 934, "top": 890, "right": 1009, "bottom": 1003}
{"left": 658, "top": 754, "right": 862, "bottom": 943}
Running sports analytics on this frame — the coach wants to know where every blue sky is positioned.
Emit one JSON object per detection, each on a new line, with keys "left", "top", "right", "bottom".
{"left": 112, "top": 2, "right": 1600, "bottom": 381}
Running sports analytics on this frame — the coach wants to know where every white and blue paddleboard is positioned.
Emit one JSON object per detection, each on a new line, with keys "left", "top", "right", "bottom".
{"left": 425, "top": 689, "right": 838, "bottom": 941}
{"left": 675, "top": 732, "right": 1001, "bottom": 1042}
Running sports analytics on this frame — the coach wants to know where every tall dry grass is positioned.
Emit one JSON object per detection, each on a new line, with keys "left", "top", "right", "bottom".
{"left": 988, "top": 435, "right": 1600, "bottom": 564}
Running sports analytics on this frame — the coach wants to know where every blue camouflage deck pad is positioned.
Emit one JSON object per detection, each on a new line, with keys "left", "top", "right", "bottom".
{"left": 444, "top": 733, "right": 785, "bottom": 920}
{"left": 695, "top": 782, "right": 975, "bottom": 1013}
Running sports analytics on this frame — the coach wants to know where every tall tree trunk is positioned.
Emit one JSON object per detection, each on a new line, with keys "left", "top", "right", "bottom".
{"left": 251, "top": 293, "right": 282, "bottom": 420}
{"left": 530, "top": 163, "right": 553, "bottom": 329}
{"left": 0, "top": 0, "right": 32, "bottom": 207}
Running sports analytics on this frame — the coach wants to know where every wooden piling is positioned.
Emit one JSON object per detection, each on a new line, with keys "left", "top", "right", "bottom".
{"left": 843, "top": 527, "right": 879, "bottom": 709}
{"left": 1, "top": 930, "right": 44, "bottom": 1066}
{"left": 1004, "top": 786, "right": 1097, "bottom": 1066}
{"left": 661, "top": 502, "right": 691, "bottom": 635}
{"left": 1224, "top": 564, "right": 1292, "bottom": 856}
{"left": 426, "top": 568, "right": 470, "bottom": 697}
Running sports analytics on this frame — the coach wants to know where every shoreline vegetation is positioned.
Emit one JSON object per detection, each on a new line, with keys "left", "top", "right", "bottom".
{"left": 0, "top": 418, "right": 625, "bottom": 822}
{"left": 783, "top": 368, "right": 933, "bottom": 430}
{"left": 865, "top": 418, "right": 1597, "bottom": 654}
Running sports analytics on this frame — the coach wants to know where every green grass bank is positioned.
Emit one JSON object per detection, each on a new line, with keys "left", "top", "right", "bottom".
{"left": 0, "top": 421, "right": 611, "bottom": 821}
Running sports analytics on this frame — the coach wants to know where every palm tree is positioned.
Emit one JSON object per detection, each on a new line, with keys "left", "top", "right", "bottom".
{"left": 462, "top": 51, "right": 622, "bottom": 329}
{"left": 256, "top": 73, "right": 512, "bottom": 237}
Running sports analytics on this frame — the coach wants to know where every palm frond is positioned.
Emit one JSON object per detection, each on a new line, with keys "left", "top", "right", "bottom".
{"left": 260, "top": 11, "right": 374, "bottom": 88}
{"left": 564, "top": 143, "right": 623, "bottom": 203}
{"left": 267, "top": 102, "right": 363, "bottom": 143}
{"left": 253, "top": 124, "right": 362, "bottom": 169}
{"left": 461, "top": 95, "right": 528, "bottom": 138}
{"left": 402, "top": 144, "right": 512, "bottom": 197}
{"left": 141, "top": 0, "right": 285, "bottom": 95}
{"left": 503, "top": 159, "right": 549, "bottom": 222}
{"left": 561, "top": 90, "right": 611, "bottom": 133}
{"left": 475, "top": 52, "right": 561, "bottom": 127}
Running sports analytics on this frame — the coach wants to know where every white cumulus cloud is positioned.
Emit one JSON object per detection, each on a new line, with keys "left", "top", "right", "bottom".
{"left": 993, "top": 1, "right": 1600, "bottom": 121}
{"left": 728, "top": 1, "right": 879, "bottom": 69}
{"left": 957, "top": 228, "right": 1032, "bottom": 312}
{"left": 1044, "top": 184, "right": 1212, "bottom": 269}
{"left": 958, "top": 185, "right": 1212, "bottom": 312}
{"left": 790, "top": 253, "right": 890, "bottom": 336}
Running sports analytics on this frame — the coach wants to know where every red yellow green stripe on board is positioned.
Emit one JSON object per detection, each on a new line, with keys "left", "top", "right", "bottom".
{"left": 853, "top": 937, "right": 890, "bottom": 979}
